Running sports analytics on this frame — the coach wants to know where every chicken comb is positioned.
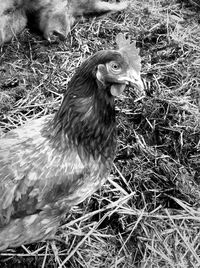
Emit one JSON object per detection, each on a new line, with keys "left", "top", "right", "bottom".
{"left": 116, "top": 33, "right": 141, "bottom": 74}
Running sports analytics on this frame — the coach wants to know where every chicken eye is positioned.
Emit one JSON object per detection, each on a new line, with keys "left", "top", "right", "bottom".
{"left": 107, "top": 62, "right": 122, "bottom": 74}
{"left": 112, "top": 63, "right": 119, "bottom": 69}
{"left": 111, "top": 62, "right": 120, "bottom": 70}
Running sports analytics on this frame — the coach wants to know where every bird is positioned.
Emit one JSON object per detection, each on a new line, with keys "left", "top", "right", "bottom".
{"left": 25, "top": 0, "right": 128, "bottom": 41}
{"left": 0, "top": 0, "right": 127, "bottom": 45}
{"left": 0, "top": 33, "right": 144, "bottom": 250}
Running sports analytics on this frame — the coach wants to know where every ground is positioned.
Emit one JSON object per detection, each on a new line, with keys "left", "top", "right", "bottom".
{"left": 0, "top": 0, "right": 200, "bottom": 267}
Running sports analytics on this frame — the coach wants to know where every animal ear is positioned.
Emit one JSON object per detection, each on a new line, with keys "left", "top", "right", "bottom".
{"left": 110, "top": 84, "right": 126, "bottom": 97}
{"left": 96, "top": 64, "right": 126, "bottom": 96}
{"left": 96, "top": 64, "right": 106, "bottom": 86}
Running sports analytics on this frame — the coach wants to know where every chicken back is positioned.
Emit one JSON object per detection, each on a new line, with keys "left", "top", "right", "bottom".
{"left": 0, "top": 34, "right": 144, "bottom": 250}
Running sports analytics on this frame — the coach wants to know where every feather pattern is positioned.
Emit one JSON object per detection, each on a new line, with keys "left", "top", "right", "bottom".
{"left": 0, "top": 42, "right": 143, "bottom": 249}
{"left": 0, "top": 52, "right": 116, "bottom": 250}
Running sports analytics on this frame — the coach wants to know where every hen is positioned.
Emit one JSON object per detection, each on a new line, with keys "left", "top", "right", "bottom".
{"left": 25, "top": 0, "right": 128, "bottom": 41}
{"left": 0, "top": 34, "right": 144, "bottom": 250}
{"left": 0, "top": 0, "right": 127, "bottom": 45}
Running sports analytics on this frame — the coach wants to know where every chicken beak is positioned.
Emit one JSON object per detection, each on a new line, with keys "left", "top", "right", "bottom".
{"left": 118, "top": 69, "right": 145, "bottom": 97}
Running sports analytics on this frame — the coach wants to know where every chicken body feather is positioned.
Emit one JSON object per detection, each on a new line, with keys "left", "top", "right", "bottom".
{"left": 0, "top": 43, "right": 143, "bottom": 250}
{"left": 0, "top": 94, "right": 113, "bottom": 249}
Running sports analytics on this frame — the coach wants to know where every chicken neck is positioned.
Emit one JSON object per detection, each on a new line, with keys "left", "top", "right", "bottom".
{"left": 47, "top": 65, "right": 117, "bottom": 162}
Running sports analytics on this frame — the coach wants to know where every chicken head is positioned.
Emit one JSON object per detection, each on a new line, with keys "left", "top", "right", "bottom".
{"left": 96, "top": 33, "right": 144, "bottom": 97}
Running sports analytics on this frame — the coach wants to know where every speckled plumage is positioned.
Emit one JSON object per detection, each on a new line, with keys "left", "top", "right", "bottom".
{"left": 0, "top": 44, "right": 143, "bottom": 250}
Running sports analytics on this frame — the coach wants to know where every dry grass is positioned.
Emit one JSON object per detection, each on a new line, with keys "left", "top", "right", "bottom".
{"left": 1, "top": 0, "right": 200, "bottom": 267}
